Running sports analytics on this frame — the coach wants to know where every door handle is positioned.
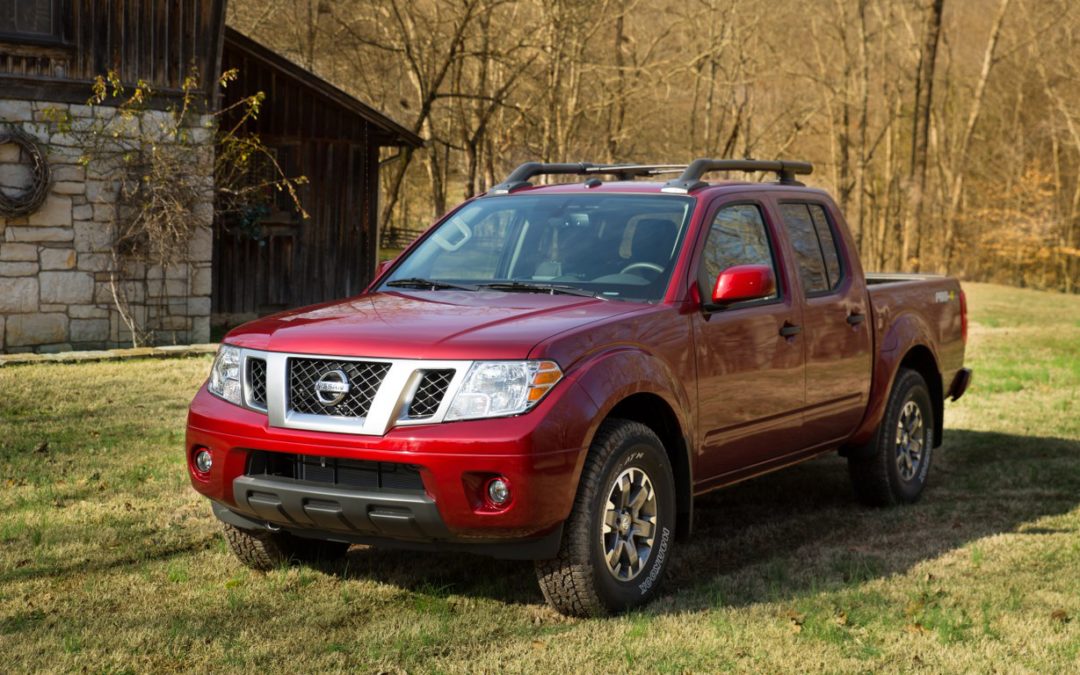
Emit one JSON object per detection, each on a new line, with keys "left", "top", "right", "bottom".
{"left": 846, "top": 312, "right": 866, "bottom": 326}
{"left": 779, "top": 322, "right": 802, "bottom": 338}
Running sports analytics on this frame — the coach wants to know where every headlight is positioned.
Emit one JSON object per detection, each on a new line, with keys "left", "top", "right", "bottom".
{"left": 207, "top": 344, "right": 242, "bottom": 405}
{"left": 445, "top": 360, "right": 562, "bottom": 421}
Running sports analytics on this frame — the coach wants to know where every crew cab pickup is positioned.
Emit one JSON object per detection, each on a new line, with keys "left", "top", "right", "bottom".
{"left": 187, "top": 159, "right": 971, "bottom": 616}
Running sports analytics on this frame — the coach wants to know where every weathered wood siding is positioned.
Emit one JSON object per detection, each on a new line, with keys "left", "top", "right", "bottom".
{"left": 212, "top": 36, "right": 382, "bottom": 318}
{"left": 0, "top": 0, "right": 226, "bottom": 102}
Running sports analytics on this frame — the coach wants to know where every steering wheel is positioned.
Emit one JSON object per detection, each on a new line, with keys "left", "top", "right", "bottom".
{"left": 620, "top": 262, "right": 664, "bottom": 279}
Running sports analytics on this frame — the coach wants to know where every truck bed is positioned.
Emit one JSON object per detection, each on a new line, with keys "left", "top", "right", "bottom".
{"left": 865, "top": 272, "right": 967, "bottom": 399}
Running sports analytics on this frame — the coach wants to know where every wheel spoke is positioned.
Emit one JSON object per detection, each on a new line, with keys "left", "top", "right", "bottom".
{"left": 617, "top": 474, "right": 631, "bottom": 509}
{"left": 632, "top": 517, "right": 655, "bottom": 539}
{"left": 606, "top": 538, "right": 624, "bottom": 568}
{"left": 624, "top": 539, "right": 640, "bottom": 568}
{"left": 603, "top": 509, "right": 617, "bottom": 533}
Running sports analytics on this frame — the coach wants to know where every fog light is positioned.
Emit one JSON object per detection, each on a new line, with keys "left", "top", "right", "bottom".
{"left": 486, "top": 477, "right": 510, "bottom": 506}
{"left": 194, "top": 449, "right": 213, "bottom": 474}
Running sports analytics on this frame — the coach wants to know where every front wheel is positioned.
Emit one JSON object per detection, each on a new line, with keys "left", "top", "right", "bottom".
{"left": 848, "top": 368, "right": 935, "bottom": 506}
{"left": 535, "top": 419, "right": 676, "bottom": 616}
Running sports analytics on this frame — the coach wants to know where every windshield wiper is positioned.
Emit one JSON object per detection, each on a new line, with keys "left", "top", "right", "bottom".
{"left": 479, "top": 281, "right": 604, "bottom": 299}
{"left": 385, "top": 278, "right": 479, "bottom": 291}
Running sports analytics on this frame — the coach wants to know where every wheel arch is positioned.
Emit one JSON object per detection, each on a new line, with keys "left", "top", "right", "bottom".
{"left": 897, "top": 345, "right": 944, "bottom": 448}
{"left": 602, "top": 393, "right": 694, "bottom": 542}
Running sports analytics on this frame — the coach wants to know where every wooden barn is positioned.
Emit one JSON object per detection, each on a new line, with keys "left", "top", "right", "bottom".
{"left": 214, "top": 28, "right": 422, "bottom": 324}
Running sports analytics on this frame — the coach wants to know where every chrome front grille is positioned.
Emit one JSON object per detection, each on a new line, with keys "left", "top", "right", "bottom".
{"left": 233, "top": 349, "right": 470, "bottom": 435}
{"left": 408, "top": 369, "right": 454, "bottom": 419}
{"left": 248, "top": 358, "right": 267, "bottom": 408}
{"left": 287, "top": 358, "right": 391, "bottom": 418}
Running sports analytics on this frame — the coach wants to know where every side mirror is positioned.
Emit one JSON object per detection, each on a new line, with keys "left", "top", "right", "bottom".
{"left": 711, "top": 264, "right": 776, "bottom": 305}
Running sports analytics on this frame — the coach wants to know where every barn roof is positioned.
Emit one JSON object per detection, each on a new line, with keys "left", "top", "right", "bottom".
{"left": 223, "top": 27, "right": 423, "bottom": 148}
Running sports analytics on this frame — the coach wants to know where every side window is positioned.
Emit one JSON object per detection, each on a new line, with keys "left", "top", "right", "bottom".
{"left": 778, "top": 203, "right": 842, "bottom": 294}
{"left": 808, "top": 204, "right": 842, "bottom": 288}
{"left": 0, "top": 0, "right": 60, "bottom": 40}
{"left": 699, "top": 204, "right": 778, "bottom": 300}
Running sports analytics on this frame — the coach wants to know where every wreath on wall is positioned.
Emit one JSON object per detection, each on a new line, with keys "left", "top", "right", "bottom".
{"left": 0, "top": 126, "right": 51, "bottom": 218}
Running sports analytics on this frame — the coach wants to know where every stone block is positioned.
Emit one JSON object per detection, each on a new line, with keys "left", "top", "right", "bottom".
{"left": 188, "top": 296, "right": 211, "bottom": 317}
{"left": 27, "top": 195, "right": 72, "bottom": 227}
{"left": 0, "top": 144, "right": 19, "bottom": 162}
{"left": 0, "top": 243, "right": 37, "bottom": 261}
{"left": 46, "top": 145, "right": 84, "bottom": 165}
{"left": 92, "top": 202, "right": 115, "bottom": 221}
{"left": 0, "top": 261, "right": 38, "bottom": 276}
{"left": 6, "top": 313, "right": 67, "bottom": 347}
{"left": 40, "top": 271, "right": 94, "bottom": 304}
{"left": 72, "top": 204, "right": 93, "bottom": 220}
{"left": 40, "top": 248, "right": 76, "bottom": 269}
{"left": 77, "top": 252, "right": 110, "bottom": 272}
{"left": 191, "top": 265, "right": 212, "bottom": 296}
{"left": 70, "top": 318, "right": 109, "bottom": 342}
{"left": 37, "top": 343, "right": 73, "bottom": 354}
{"left": 188, "top": 226, "right": 212, "bottom": 262}
{"left": 191, "top": 315, "right": 210, "bottom": 343}
{"left": 40, "top": 304, "right": 66, "bottom": 312}
{"left": 74, "top": 222, "right": 112, "bottom": 252}
{"left": 52, "top": 165, "right": 85, "bottom": 182}
{"left": 0, "top": 277, "right": 38, "bottom": 312}
{"left": 85, "top": 180, "right": 112, "bottom": 203}
{"left": 7, "top": 226, "right": 73, "bottom": 243}
{"left": 0, "top": 163, "right": 32, "bottom": 189}
{"left": 53, "top": 181, "right": 85, "bottom": 195}
{"left": 69, "top": 304, "right": 109, "bottom": 319}
{"left": 0, "top": 100, "right": 33, "bottom": 122}
{"left": 165, "top": 263, "right": 189, "bottom": 280}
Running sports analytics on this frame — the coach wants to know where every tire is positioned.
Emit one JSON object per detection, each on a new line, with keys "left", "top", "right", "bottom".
{"left": 848, "top": 368, "right": 935, "bottom": 507}
{"left": 222, "top": 523, "right": 349, "bottom": 571}
{"left": 535, "top": 419, "right": 677, "bottom": 617}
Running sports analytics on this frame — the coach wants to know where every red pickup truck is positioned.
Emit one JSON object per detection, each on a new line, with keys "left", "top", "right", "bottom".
{"left": 187, "top": 159, "right": 970, "bottom": 616}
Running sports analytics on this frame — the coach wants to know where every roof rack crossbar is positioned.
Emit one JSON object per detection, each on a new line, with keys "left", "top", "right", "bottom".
{"left": 662, "top": 159, "right": 813, "bottom": 193}
{"left": 489, "top": 162, "right": 689, "bottom": 194}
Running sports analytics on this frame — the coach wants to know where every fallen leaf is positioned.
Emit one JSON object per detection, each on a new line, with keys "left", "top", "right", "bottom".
{"left": 1050, "top": 609, "right": 1070, "bottom": 624}
{"left": 33, "top": 441, "right": 49, "bottom": 454}
{"left": 906, "top": 623, "right": 928, "bottom": 634}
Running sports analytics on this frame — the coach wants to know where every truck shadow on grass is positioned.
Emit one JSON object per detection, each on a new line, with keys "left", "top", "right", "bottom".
{"left": 332, "top": 429, "right": 1079, "bottom": 611}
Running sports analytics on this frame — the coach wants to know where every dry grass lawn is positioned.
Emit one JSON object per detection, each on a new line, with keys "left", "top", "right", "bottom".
{"left": 1, "top": 282, "right": 1078, "bottom": 672}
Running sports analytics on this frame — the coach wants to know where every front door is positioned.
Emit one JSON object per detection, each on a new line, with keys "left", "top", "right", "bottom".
{"left": 692, "top": 202, "right": 806, "bottom": 484}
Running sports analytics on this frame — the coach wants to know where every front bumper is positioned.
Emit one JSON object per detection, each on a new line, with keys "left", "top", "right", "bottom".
{"left": 187, "top": 374, "right": 598, "bottom": 550}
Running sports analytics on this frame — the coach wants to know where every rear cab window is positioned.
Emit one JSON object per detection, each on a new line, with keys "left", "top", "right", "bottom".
{"left": 777, "top": 202, "right": 843, "bottom": 296}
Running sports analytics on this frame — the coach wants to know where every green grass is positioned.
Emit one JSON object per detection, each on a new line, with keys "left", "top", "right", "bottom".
{"left": 1, "top": 282, "right": 1078, "bottom": 672}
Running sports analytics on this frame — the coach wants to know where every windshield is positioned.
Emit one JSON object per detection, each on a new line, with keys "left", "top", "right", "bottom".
{"left": 382, "top": 194, "right": 695, "bottom": 302}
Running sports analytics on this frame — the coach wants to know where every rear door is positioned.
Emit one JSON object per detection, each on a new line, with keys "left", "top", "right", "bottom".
{"left": 691, "top": 200, "right": 806, "bottom": 484}
{"left": 775, "top": 200, "right": 872, "bottom": 447}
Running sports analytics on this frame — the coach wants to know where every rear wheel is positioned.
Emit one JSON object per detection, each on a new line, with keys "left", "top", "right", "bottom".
{"left": 222, "top": 523, "right": 349, "bottom": 571}
{"left": 848, "top": 368, "right": 935, "bottom": 506}
{"left": 535, "top": 419, "right": 676, "bottom": 616}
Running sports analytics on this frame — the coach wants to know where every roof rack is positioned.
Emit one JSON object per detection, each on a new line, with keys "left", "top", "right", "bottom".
{"left": 488, "top": 162, "right": 688, "bottom": 194}
{"left": 662, "top": 159, "right": 813, "bottom": 193}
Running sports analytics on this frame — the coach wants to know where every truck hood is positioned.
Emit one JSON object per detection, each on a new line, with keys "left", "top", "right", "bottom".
{"left": 224, "top": 290, "right": 646, "bottom": 360}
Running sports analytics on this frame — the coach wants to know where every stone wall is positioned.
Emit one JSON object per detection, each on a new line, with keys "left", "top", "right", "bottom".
{"left": 0, "top": 99, "right": 213, "bottom": 353}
